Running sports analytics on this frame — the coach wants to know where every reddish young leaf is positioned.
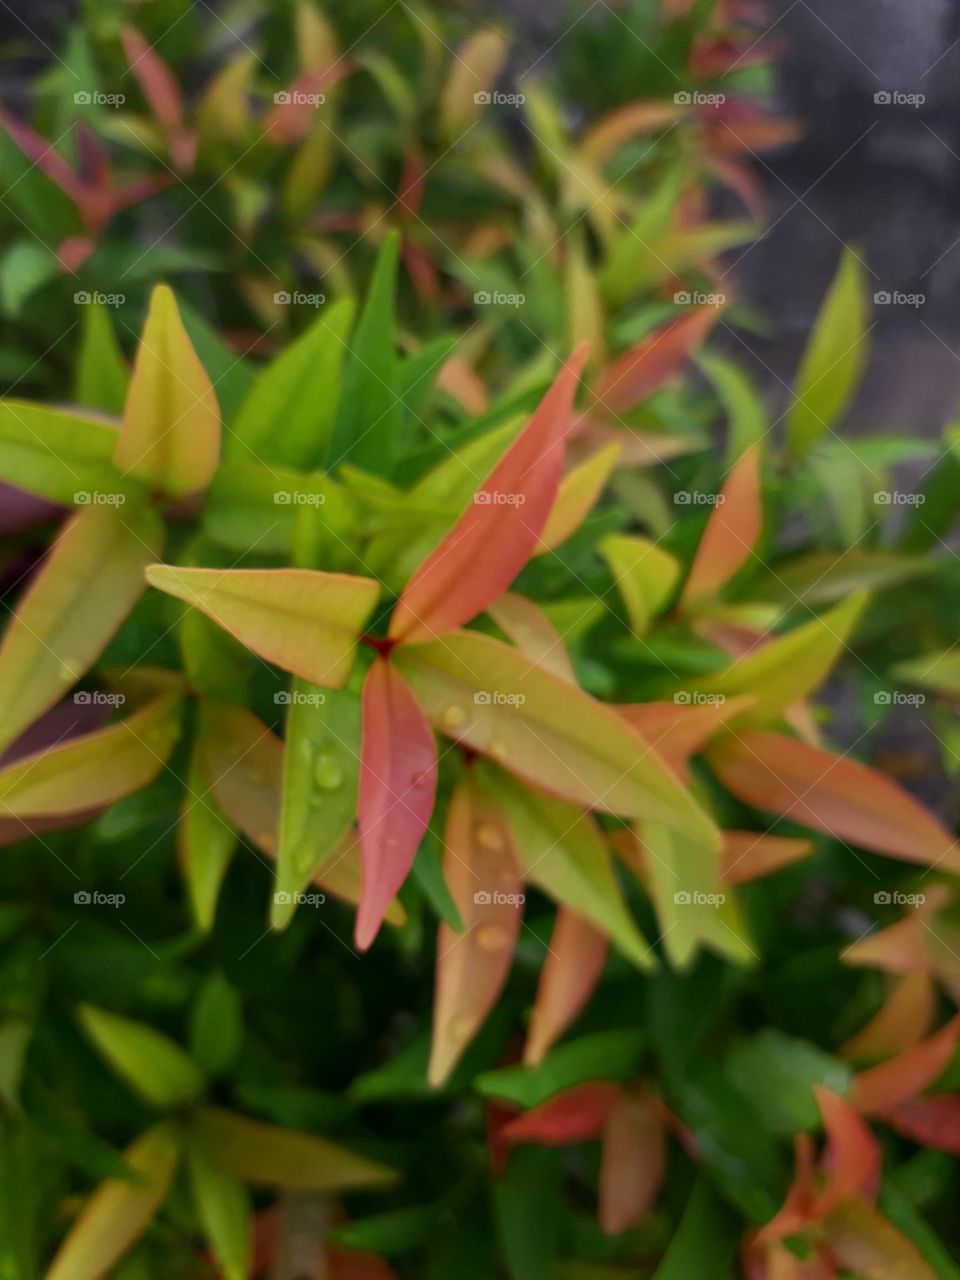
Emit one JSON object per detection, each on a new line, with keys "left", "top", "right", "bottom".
{"left": 0, "top": 109, "right": 94, "bottom": 220}
{"left": 681, "top": 443, "right": 762, "bottom": 607}
{"left": 720, "top": 830, "right": 813, "bottom": 884}
{"left": 501, "top": 1082, "right": 621, "bottom": 1149}
{"left": 120, "top": 26, "right": 195, "bottom": 171}
{"left": 810, "top": 1087, "right": 881, "bottom": 1219}
{"left": 429, "top": 779, "right": 523, "bottom": 1086}
{"left": 599, "top": 1090, "right": 666, "bottom": 1234}
{"left": 388, "top": 347, "right": 588, "bottom": 644}
{"left": 617, "top": 695, "right": 753, "bottom": 779}
{"left": 355, "top": 658, "right": 437, "bottom": 950}
{"left": 884, "top": 1094, "right": 960, "bottom": 1154}
{"left": 840, "top": 973, "right": 937, "bottom": 1065}
{"left": 850, "top": 1016, "right": 960, "bottom": 1116}
{"left": 525, "top": 908, "right": 608, "bottom": 1066}
{"left": 593, "top": 307, "right": 720, "bottom": 415}
{"left": 707, "top": 729, "right": 960, "bottom": 870}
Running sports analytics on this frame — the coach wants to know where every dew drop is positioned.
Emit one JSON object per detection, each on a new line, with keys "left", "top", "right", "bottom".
{"left": 489, "top": 740, "right": 509, "bottom": 760}
{"left": 475, "top": 923, "right": 511, "bottom": 953}
{"left": 474, "top": 821, "right": 505, "bottom": 852}
{"left": 442, "top": 705, "right": 467, "bottom": 730}
{"left": 313, "top": 751, "right": 343, "bottom": 791}
{"left": 293, "top": 843, "right": 316, "bottom": 876}
{"left": 447, "top": 1014, "right": 474, "bottom": 1045}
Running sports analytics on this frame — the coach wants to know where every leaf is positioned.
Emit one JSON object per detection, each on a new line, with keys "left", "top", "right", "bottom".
{"left": 187, "top": 1140, "right": 251, "bottom": 1280}
{"left": 194, "top": 1106, "right": 397, "bottom": 1190}
{"left": 0, "top": 692, "right": 182, "bottom": 818}
{"left": 617, "top": 697, "right": 753, "bottom": 780}
{"left": 494, "top": 1145, "right": 561, "bottom": 1280}
{"left": 786, "top": 247, "right": 869, "bottom": 458}
{"left": 600, "top": 534, "right": 681, "bottom": 635}
{"left": 884, "top": 1094, "right": 960, "bottom": 1155}
{"left": 693, "top": 593, "right": 867, "bottom": 726}
{"left": 639, "top": 819, "right": 753, "bottom": 968}
{"left": 525, "top": 909, "right": 608, "bottom": 1067}
{"left": 477, "top": 1030, "right": 646, "bottom": 1108}
{"left": 823, "top": 1197, "right": 939, "bottom": 1280}
{"left": 356, "top": 658, "right": 437, "bottom": 950}
{"left": 113, "top": 285, "right": 220, "bottom": 496}
{"left": 175, "top": 297, "right": 254, "bottom": 428}
{"left": 719, "top": 830, "right": 813, "bottom": 884}
{"left": 392, "top": 630, "right": 717, "bottom": 845}
{"left": 228, "top": 298, "right": 354, "bottom": 468}
{"left": 893, "top": 648, "right": 960, "bottom": 698}
{"left": 850, "top": 1017, "right": 960, "bottom": 1116}
{"left": 727, "top": 1031, "right": 851, "bottom": 1135}
{"left": 749, "top": 549, "right": 932, "bottom": 609}
{"left": 536, "top": 443, "right": 620, "bottom": 554}
{"left": 501, "top": 1082, "right": 621, "bottom": 1148}
{"left": 697, "top": 352, "right": 766, "bottom": 464}
{"left": 487, "top": 593, "right": 575, "bottom": 683}
{"left": 840, "top": 974, "right": 937, "bottom": 1064}
{"left": 429, "top": 779, "right": 522, "bottom": 1086}
{"left": 491, "top": 773, "right": 652, "bottom": 967}
{"left": 0, "top": 504, "right": 162, "bottom": 755}
{"left": 0, "top": 401, "right": 136, "bottom": 505}
{"left": 440, "top": 29, "right": 508, "bottom": 138}
{"left": 649, "top": 1177, "right": 739, "bottom": 1280}
{"left": 73, "top": 304, "right": 128, "bottom": 415}
{"left": 327, "top": 234, "right": 401, "bottom": 476}
{"left": 145, "top": 565, "right": 379, "bottom": 688}
{"left": 44, "top": 1122, "right": 180, "bottom": 1280}
{"left": 599, "top": 1090, "right": 665, "bottom": 1235}
{"left": 177, "top": 735, "right": 238, "bottom": 931}
{"left": 681, "top": 444, "right": 762, "bottom": 608}
{"left": 707, "top": 728, "right": 960, "bottom": 870}
{"left": 594, "top": 308, "right": 720, "bottom": 415}
{"left": 389, "top": 349, "right": 588, "bottom": 644}
{"left": 77, "top": 1005, "right": 205, "bottom": 1108}
{"left": 189, "top": 973, "right": 243, "bottom": 1077}
{"left": 274, "top": 683, "right": 361, "bottom": 928}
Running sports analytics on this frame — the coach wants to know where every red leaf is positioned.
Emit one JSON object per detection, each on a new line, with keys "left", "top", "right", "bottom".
{"left": 388, "top": 348, "right": 588, "bottom": 644}
{"left": 355, "top": 658, "right": 437, "bottom": 950}
{"left": 593, "top": 308, "right": 720, "bottom": 415}
{"left": 884, "top": 1094, "right": 960, "bottom": 1155}
{"left": 120, "top": 26, "right": 183, "bottom": 129}
{"left": 599, "top": 1090, "right": 665, "bottom": 1234}
{"left": 617, "top": 695, "right": 753, "bottom": 779}
{"left": 811, "top": 1087, "right": 881, "bottom": 1219}
{"left": 681, "top": 443, "right": 762, "bottom": 607}
{"left": 501, "top": 1082, "right": 621, "bottom": 1149}
{"left": 851, "top": 1015, "right": 960, "bottom": 1116}
{"left": 524, "top": 908, "right": 608, "bottom": 1065}
{"left": 720, "top": 830, "right": 813, "bottom": 884}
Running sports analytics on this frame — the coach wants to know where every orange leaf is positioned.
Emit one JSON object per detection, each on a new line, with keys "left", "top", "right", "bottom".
{"left": 501, "top": 1082, "right": 621, "bottom": 1149}
{"left": 524, "top": 907, "right": 608, "bottom": 1066}
{"left": 618, "top": 695, "right": 753, "bottom": 779}
{"left": 355, "top": 659, "right": 437, "bottom": 950}
{"left": 593, "top": 308, "right": 720, "bottom": 415}
{"left": 850, "top": 1016, "right": 960, "bottom": 1116}
{"left": 599, "top": 1089, "right": 665, "bottom": 1234}
{"left": 428, "top": 779, "right": 523, "bottom": 1086}
{"left": 810, "top": 1087, "right": 880, "bottom": 1219}
{"left": 581, "top": 102, "right": 686, "bottom": 166}
{"left": 707, "top": 729, "right": 960, "bottom": 870}
{"left": 389, "top": 348, "right": 588, "bottom": 644}
{"left": 120, "top": 26, "right": 195, "bottom": 171}
{"left": 839, "top": 973, "right": 937, "bottom": 1064}
{"left": 884, "top": 1094, "right": 960, "bottom": 1154}
{"left": 720, "top": 831, "right": 813, "bottom": 884}
{"left": 681, "top": 443, "right": 762, "bottom": 608}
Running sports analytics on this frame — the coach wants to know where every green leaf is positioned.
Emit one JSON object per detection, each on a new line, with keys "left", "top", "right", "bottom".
{"left": 600, "top": 534, "right": 681, "bottom": 635}
{"left": 187, "top": 1138, "right": 251, "bottom": 1280}
{"left": 0, "top": 401, "right": 139, "bottom": 505}
{"left": 179, "top": 737, "right": 238, "bottom": 931}
{"left": 488, "top": 770, "right": 652, "bottom": 967}
{"left": 203, "top": 460, "right": 303, "bottom": 555}
{"left": 893, "top": 649, "right": 960, "bottom": 698}
{"left": 650, "top": 1176, "right": 739, "bottom": 1280}
{"left": 45, "top": 1123, "right": 180, "bottom": 1280}
{"left": 175, "top": 296, "right": 254, "bottom": 428}
{"left": 327, "top": 232, "right": 401, "bottom": 476}
{"left": 189, "top": 974, "right": 243, "bottom": 1077}
{"left": 476, "top": 1030, "right": 646, "bottom": 1107}
{"left": 0, "top": 1019, "right": 31, "bottom": 1109}
{"left": 726, "top": 1030, "right": 851, "bottom": 1134}
{"left": 786, "top": 247, "right": 869, "bottom": 458}
{"left": 329, "top": 1205, "right": 441, "bottom": 1255}
{"left": 77, "top": 1005, "right": 206, "bottom": 1108}
{"left": 697, "top": 352, "right": 766, "bottom": 464}
{"left": 748, "top": 550, "right": 933, "bottom": 608}
{"left": 0, "top": 241, "right": 59, "bottom": 317}
{"left": 194, "top": 1106, "right": 398, "bottom": 1190}
{"left": 73, "top": 304, "right": 128, "bottom": 415}
{"left": 228, "top": 297, "right": 354, "bottom": 468}
{"left": 0, "top": 503, "right": 163, "bottom": 756}
{"left": 494, "top": 1146, "right": 561, "bottom": 1280}
{"left": 273, "top": 682, "right": 360, "bottom": 927}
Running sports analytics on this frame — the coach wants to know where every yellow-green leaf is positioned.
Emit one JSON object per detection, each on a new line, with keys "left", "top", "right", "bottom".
{"left": 77, "top": 1005, "right": 205, "bottom": 1108}
{"left": 0, "top": 401, "right": 137, "bottom": 505}
{"left": 178, "top": 738, "right": 238, "bottom": 932}
{"left": 194, "top": 1106, "right": 397, "bottom": 1190}
{"left": 893, "top": 648, "right": 960, "bottom": 698}
{"left": 601, "top": 534, "right": 681, "bottom": 635}
{"left": 439, "top": 29, "right": 508, "bottom": 138}
{"left": 113, "top": 284, "right": 221, "bottom": 496}
{"left": 187, "top": 1139, "right": 251, "bottom": 1280}
{"left": 73, "top": 304, "right": 128, "bottom": 415}
{"left": 45, "top": 1123, "right": 180, "bottom": 1280}
{"left": 536, "top": 443, "right": 621, "bottom": 554}
{"left": 145, "top": 565, "right": 379, "bottom": 688}
{"left": 786, "top": 247, "right": 869, "bottom": 458}
{"left": 0, "top": 504, "right": 163, "bottom": 756}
